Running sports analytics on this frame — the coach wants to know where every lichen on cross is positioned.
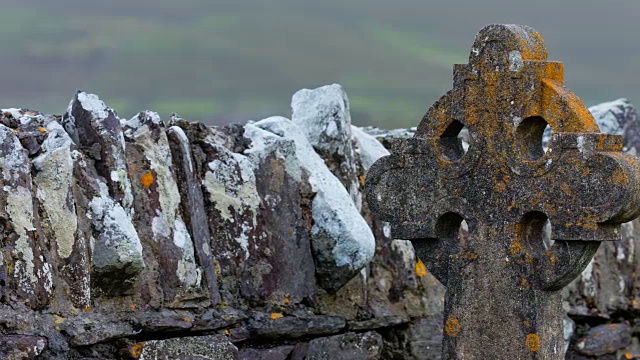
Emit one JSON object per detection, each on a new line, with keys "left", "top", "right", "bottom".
{"left": 366, "top": 24, "right": 640, "bottom": 359}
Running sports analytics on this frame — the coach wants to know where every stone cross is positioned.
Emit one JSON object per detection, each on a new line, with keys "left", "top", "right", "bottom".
{"left": 366, "top": 24, "right": 640, "bottom": 359}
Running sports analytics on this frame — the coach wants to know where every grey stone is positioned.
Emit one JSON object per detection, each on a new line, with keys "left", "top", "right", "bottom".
{"left": 238, "top": 345, "right": 294, "bottom": 360}
{"left": 291, "top": 84, "right": 361, "bottom": 208}
{"left": 574, "top": 323, "right": 631, "bottom": 357}
{"left": 139, "top": 334, "right": 238, "bottom": 360}
{"left": 243, "top": 313, "right": 346, "bottom": 340}
{"left": 302, "top": 331, "right": 383, "bottom": 359}
{"left": 0, "top": 335, "right": 47, "bottom": 359}
{"left": 378, "top": 316, "right": 443, "bottom": 360}
{"left": 249, "top": 116, "right": 374, "bottom": 292}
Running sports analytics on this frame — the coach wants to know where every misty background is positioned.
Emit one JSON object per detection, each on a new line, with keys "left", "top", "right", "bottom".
{"left": 1, "top": 0, "right": 638, "bottom": 128}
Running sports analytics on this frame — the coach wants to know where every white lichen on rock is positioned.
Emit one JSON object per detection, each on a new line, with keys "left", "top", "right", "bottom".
{"left": 351, "top": 125, "right": 390, "bottom": 170}
{"left": 292, "top": 84, "right": 361, "bottom": 209}
{"left": 0, "top": 126, "right": 39, "bottom": 294}
{"left": 32, "top": 121, "right": 78, "bottom": 259}
{"left": 88, "top": 182, "right": 145, "bottom": 285}
{"left": 247, "top": 116, "right": 375, "bottom": 288}
{"left": 202, "top": 143, "right": 260, "bottom": 260}
{"left": 123, "top": 112, "right": 201, "bottom": 288}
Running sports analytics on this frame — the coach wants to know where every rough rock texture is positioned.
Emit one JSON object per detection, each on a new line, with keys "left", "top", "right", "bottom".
{"left": 366, "top": 24, "right": 640, "bottom": 359}
{"left": 0, "top": 84, "right": 442, "bottom": 359}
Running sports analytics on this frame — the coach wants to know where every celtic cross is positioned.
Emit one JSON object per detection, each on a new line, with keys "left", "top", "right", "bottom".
{"left": 366, "top": 24, "right": 640, "bottom": 359}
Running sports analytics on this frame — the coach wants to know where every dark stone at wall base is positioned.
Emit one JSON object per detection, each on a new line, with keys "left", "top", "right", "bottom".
{"left": 301, "top": 331, "right": 383, "bottom": 359}
{"left": 0, "top": 335, "right": 47, "bottom": 359}
{"left": 238, "top": 345, "right": 295, "bottom": 360}
{"left": 574, "top": 323, "right": 632, "bottom": 357}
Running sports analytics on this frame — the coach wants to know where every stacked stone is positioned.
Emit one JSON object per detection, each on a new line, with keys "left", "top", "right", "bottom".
{"left": 0, "top": 85, "right": 443, "bottom": 359}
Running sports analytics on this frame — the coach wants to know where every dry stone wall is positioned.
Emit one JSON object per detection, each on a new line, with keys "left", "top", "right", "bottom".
{"left": 0, "top": 83, "right": 638, "bottom": 359}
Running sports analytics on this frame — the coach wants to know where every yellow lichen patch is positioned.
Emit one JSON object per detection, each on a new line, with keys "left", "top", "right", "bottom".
{"left": 508, "top": 240, "right": 523, "bottom": 257}
{"left": 284, "top": 296, "right": 290, "bottom": 304}
{"left": 141, "top": 172, "right": 155, "bottom": 188}
{"left": 83, "top": 306, "right": 91, "bottom": 312}
{"left": 10, "top": 129, "right": 20, "bottom": 133}
{"left": 53, "top": 314, "right": 66, "bottom": 325}
{"left": 458, "top": 251, "right": 478, "bottom": 261}
{"left": 520, "top": 278, "right": 531, "bottom": 290}
{"left": 5, "top": 261, "right": 14, "bottom": 274}
{"left": 525, "top": 333, "right": 540, "bottom": 352}
{"left": 129, "top": 304, "right": 136, "bottom": 310}
{"left": 545, "top": 250, "right": 556, "bottom": 265}
{"left": 415, "top": 260, "right": 428, "bottom": 277}
{"left": 224, "top": 329, "right": 231, "bottom": 336}
{"left": 182, "top": 317, "right": 191, "bottom": 322}
{"left": 38, "top": 127, "right": 48, "bottom": 134}
{"left": 559, "top": 182, "right": 572, "bottom": 197}
{"left": 493, "top": 182, "right": 506, "bottom": 193}
{"left": 358, "top": 175, "right": 365, "bottom": 187}
{"left": 609, "top": 168, "right": 629, "bottom": 187}
{"left": 269, "top": 312, "right": 284, "bottom": 320}
{"left": 130, "top": 343, "right": 145, "bottom": 359}
{"left": 444, "top": 317, "right": 461, "bottom": 337}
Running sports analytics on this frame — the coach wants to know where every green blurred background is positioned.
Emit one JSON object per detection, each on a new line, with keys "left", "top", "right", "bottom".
{"left": 1, "top": 0, "right": 638, "bottom": 128}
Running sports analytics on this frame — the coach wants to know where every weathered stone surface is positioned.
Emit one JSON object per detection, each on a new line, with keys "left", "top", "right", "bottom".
{"left": 238, "top": 345, "right": 294, "bottom": 360}
{"left": 138, "top": 334, "right": 239, "bottom": 360}
{"left": 239, "top": 313, "right": 346, "bottom": 341}
{"left": 0, "top": 335, "right": 47, "bottom": 359}
{"left": 292, "top": 84, "right": 361, "bottom": 209}
{"left": 248, "top": 116, "right": 375, "bottom": 292}
{"left": 0, "top": 122, "right": 53, "bottom": 309}
{"left": 573, "top": 323, "right": 631, "bottom": 357}
{"left": 300, "top": 331, "right": 383, "bottom": 359}
{"left": 366, "top": 24, "right": 640, "bottom": 359}
{"left": 378, "top": 316, "right": 443, "bottom": 360}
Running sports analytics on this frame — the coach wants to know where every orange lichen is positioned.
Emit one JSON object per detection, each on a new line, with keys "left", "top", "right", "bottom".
{"left": 508, "top": 240, "right": 523, "bottom": 257}
{"left": 525, "top": 333, "right": 540, "bottom": 352}
{"left": 284, "top": 296, "right": 290, "bottom": 304}
{"left": 182, "top": 317, "right": 191, "bottom": 322}
{"left": 493, "top": 182, "right": 506, "bottom": 193}
{"left": 519, "top": 278, "right": 531, "bottom": 290}
{"left": 610, "top": 168, "right": 629, "bottom": 187}
{"left": 359, "top": 175, "right": 365, "bottom": 187}
{"left": 129, "top": 304, "right": 136, "bottom": 310}
{"left": 141, "top": 172, "right": 155, "bottom": 188}
{"left": 415, "top": 260, "right": 428, "bottom": 277}
{"left": 625, "top": 353, "right": 634, "bottom": 359}
{"left": 38, "top": 127, "right": 48, "bottom": 134}
{"left": 270, "top": 312, "right": 284, "bottom": 320}
{"left": 83, "top": 306, "right": 91, "bottom": 312}
{"left": 545, "top": 251, "right": 556, "bottom": 265}
{"left": 444, "top": 317, "right": 461, "bottom": 337}
{"left": 130, "top": 343, "right": 145, "bottom": 359}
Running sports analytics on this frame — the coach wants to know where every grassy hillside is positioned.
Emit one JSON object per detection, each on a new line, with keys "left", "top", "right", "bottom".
{"left": 1, "top": 0, "right": 638, "bottom": 128}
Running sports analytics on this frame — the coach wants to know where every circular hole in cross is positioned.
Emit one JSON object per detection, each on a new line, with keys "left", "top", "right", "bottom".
{"left": 516, "top": 116, "right": 551, "bottom": 160}
{"left": 435, "top": 212, "right": 469, "bottom": 247}
{"left": 439, "top": 120, "right": 469, "bottom": 161}
{"left": 519, "top": 211, "right": 554, "bottom": 250}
